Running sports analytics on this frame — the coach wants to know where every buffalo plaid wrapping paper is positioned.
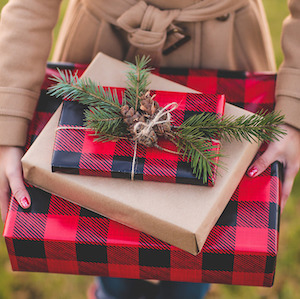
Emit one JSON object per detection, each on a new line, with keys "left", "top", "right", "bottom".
{"left": 3, "top": 63, "right": 282, "bottom": 287}
{"left": 52, "top": 90, "right": 225, "bottom": 186}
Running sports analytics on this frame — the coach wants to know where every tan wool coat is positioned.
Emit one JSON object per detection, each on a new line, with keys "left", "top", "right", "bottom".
{"left": 0, "top": 0, "right": 299, "bottom": 147}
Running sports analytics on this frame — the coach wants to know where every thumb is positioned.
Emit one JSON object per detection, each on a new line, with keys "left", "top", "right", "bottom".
{"left": 247, "top": 146, "right": 277, "bottom": 178}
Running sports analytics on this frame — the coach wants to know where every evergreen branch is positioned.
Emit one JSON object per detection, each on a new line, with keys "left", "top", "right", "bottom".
{"left": 84, "top": 107, "right": 128, "bottom": 138}
{"left": 173, "top": 131, "right": 222, "bottom": 183}
{"left": 178, "top": 110, "right": 286, "bottom": 143}
{"left": 135, "top": 58, "right": 140, "bottom": 111}
{"left": 48, "top": 69, "right": 122, "bottom": 111}
{"left": 124, "top": 55, "right": 152, "bottom": 110}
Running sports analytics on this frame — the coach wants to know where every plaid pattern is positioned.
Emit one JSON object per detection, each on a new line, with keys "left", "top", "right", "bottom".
{"left": 4, "top": 162, "right": 281, "bottom": 286}
{"left": 52, "top": 90, "right": 225, "bottom": 186}
{"left": 25, "top": 63, "right": 87, "bottom": 152}
{"left": 153, "top": 68, "right": 276, "bottom": 113}
{"left": 3, "top": 63, "right": 281, "bottom": 287}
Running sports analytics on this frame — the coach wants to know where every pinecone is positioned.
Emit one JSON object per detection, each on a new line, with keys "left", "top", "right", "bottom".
{"left": 121, "top": 92, "right": 173, "bottom": 147}
{"left": 154, "top": 121, "right": 172, "bottom": 137}
{"left": 139, "top": 92, "right": 172, "bottom": 137}
{"left": 134, "top": 122, "right": 158, "bottom": 147}
{"left": 121, "top": 103, "right": 158, "bottom": 147}
{"left": 139, "top": 91, "right": 160, "bottom": 116}
{"left": 121, "top": 105, "right": 145, "bottom": 127}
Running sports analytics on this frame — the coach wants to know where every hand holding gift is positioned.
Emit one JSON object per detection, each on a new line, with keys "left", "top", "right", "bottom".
{"left": 248, "top": 124, "right": 300, "bottom": 209}
{"left": 0, "top": 146, "right": 31, "bottom": 222}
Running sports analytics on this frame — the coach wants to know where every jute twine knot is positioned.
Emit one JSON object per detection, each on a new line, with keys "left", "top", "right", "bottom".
{"left": 121, "top": 91, "right": 178, "bottom": 147}
{"left": 132, "top": 102, "right": 177, "bottom": 147}
{"left": 126, "top": 101, "right": 178, "bottom": 180}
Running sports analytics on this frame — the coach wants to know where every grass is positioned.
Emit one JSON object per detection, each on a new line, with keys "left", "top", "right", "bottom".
{"left": 0, "top": 0, "right": 299, "bottom": 298}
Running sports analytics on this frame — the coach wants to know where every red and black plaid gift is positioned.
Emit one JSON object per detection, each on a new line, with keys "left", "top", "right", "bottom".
{"left": 3, "top": 63, "right": 281, "bottom": 286}
{"left": 4, "top": 160, "right": 281, "bottom": 286}
{"left": 52, "top": 89, "right": 225, "bottom": 186}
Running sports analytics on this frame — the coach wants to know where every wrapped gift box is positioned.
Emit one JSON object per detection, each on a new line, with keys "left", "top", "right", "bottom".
{"left": 21, "top": 54, "right": 260, "bottom": 255}
{"left": 52, "top": 89, "right": 225, "bottom": 186}
{"left": 4, "top": 168, "right": 281, "bottom": 287}
{"left": 4, "top": 62, "right": 281, "bottom": 286}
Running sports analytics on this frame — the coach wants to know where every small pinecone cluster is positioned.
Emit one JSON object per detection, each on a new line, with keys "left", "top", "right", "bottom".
{"left": 120, "top": 91, "right": 172, "bottom": 147}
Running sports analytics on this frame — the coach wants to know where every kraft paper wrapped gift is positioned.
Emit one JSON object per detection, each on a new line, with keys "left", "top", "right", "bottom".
{"left": 4, "top": 63, "right": 281, "bottom": 286}
{"left": 21, "top": 53, "right": 260, "bottom": 255}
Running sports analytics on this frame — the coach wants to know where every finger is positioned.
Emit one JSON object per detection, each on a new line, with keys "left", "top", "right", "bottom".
{"left": 280, "top": 165, "right": 299, "bottom": 211}
{"left": 7, "top": 171, "right": 31, "bottom": 210}
{"left": 0, "top": 173, "right": 10, "bottom": 222}
{"left": 0, "top": 189, "right": 10, "bottom": 222}
{"left": 247, "top": 145, "right": 278, "bottom": 178}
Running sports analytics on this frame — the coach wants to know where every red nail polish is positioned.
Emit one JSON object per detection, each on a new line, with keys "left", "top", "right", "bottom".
{"left": 248, "top": 166, "right": 258, "bottom": 177}
{"left": 20, "top": 197, "right": 30, "bottom": 209}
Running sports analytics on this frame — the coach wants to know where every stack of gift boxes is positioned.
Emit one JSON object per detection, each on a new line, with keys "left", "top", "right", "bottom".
{"left": 3, "top": 54, "right": 281, "bottom": 287}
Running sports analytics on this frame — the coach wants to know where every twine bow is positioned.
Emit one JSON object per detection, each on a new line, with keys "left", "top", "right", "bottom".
{"left": 130, "top": 102, "right": 178, "bottom": 180}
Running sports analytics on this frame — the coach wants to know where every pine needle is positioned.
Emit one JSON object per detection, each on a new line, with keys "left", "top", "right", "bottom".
{"left": 178, "top": 110, "right": 286, "bottom": 143}
{"left": 173, "top": 131, "right": 222, "bottom": 183}
{"left": 48, "top": 69, "right": 122, "bottom": 110}
{"left": 124, "top": 55, "right": 152, "bottom": 110}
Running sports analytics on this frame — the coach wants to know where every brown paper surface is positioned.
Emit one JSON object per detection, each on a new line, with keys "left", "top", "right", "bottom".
{"left": 22, "top": 53, "right": 259, "bottom": 255}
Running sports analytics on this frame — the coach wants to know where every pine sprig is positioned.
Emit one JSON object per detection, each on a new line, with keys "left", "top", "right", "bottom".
{"left": 124, "top": 56, "right": 152, "bottom": 110}
{"left": 178, "top": 111, "right": 286, "bottom": 143}
{"left": 174, "top": 132, "right": 222, "bottom": 183}
{"left": 84, "top": 107, "right": 128, "bottom": 141}
{"left": 48, "top": 69, "right": 128, "bottom": 139}
{"left": 48, "top": 69, "right": 124, "bottom": 110}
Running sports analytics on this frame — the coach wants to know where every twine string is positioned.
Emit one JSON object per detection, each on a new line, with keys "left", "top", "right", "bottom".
{"left": 56, "top": 126, "right": 89, "bottom": 131}
{"left": 131, "top": 140, "right": 138, "bottom": 181}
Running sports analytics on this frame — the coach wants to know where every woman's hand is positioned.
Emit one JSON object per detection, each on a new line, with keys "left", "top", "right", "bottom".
{"left": 0, "top": 146, "right": 31, "bottom": 222}
{"left": 247, "top": 124, "right": 300, "bottom": 209}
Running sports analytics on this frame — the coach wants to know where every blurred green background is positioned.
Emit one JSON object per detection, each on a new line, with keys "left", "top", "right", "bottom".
{"left": 0, "top": 0, "right": 299, "bottom": 298}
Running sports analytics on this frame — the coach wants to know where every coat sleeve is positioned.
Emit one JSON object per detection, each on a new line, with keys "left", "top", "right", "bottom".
{"left": 275, "top": 0, "right": 300, "bottom": 130}
{"left": 0, "top": 0, "right": 62, "bottom": 146}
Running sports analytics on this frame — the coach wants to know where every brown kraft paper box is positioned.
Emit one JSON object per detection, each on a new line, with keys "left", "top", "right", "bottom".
{"left": 21, "top": 53, "right": 259, "bottom": 255}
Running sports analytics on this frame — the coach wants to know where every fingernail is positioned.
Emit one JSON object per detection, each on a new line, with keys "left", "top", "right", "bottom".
{"left": 248, "top": 166, "right": 258, "bottom": 177}
{"left": 20, "top": 197, "right": 30, "bottom": 209}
